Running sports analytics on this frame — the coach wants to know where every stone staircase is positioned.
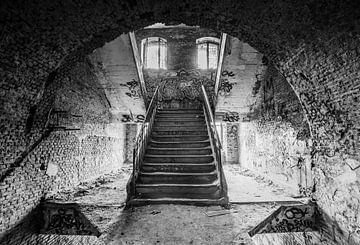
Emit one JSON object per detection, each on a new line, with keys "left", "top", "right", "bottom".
{"left": 127, "top": 108, "right": 227, "bottom": 206}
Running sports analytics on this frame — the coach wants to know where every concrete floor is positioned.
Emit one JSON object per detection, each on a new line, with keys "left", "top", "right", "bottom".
{"left": 224, "top": 165, "right": 300, "bottom": 203}
{"left": 47, "top": 164, "right": 306, "bottom": 244}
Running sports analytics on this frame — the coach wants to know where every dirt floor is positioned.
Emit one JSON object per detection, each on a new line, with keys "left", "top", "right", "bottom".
{"left": 46, "top": 164, "right": 307, "bottom": 244}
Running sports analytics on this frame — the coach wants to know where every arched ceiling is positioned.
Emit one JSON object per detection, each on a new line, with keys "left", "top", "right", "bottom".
{"left": 1, "top": 0, "right": 359, "bottom": 159}
{"left": 1, "top": 0, "right": 360, "bottom": 240}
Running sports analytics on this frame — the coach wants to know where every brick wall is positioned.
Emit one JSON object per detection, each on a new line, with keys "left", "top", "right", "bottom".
{"left": 1, "top": 0, "right": 359, "bottom": 242}
{"left": 1, "top": 58, "right": 126, "bottom": 239}
{"left": 235, "top": 63, "right": 312, "bottom": 195}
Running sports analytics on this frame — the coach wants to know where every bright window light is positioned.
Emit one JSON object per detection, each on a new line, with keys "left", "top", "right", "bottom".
{"left": 141, "top": 37, "right": 167, "bottom": 69}
{"left": 196, "top": 37, "right": 220, "bottom": 69}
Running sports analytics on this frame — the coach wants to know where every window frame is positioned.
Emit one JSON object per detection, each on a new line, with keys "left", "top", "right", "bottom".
{"left": 196, "top": 37, "right": 220, "bottom": 70}
{"left": 141, "top": 37, "right": 167, "bottom": 69}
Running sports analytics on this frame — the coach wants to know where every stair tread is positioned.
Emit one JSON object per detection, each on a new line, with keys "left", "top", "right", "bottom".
{"left": 127, "top": 197, "right": 226, "bottom": 205}
{"left": 128, "top": 198, "right": 223, "bottom": 202}
{"left": 145, "top": 154, "right": 213, "bottom": 157}
{"left": 139, "top": 171, "right": 217, "bottom": 176}
{"left": 151, "top": 135, "right": 208, "bottom": 138}
{"left": 136, "top": 182, "right": 219, "bottom": 187}
{"left": 150, "top": 139, "right": 210, "bottom": 143}
{"left": 142, "top": 162, "right": 215, "bottom": 166}
{"left": 147, "top": 147, "right": 211, "bottom": 150}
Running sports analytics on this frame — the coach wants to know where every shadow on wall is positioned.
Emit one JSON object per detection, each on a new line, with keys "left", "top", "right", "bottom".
{"left": 0, "top": 201, "right": 101, "bottom": 245}
{"left": 0, "top": 203, "right": 42, "bottom": 244}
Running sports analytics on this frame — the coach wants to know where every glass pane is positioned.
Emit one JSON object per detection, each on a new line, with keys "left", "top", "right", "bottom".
{"left": 159, "top": 41, "right": 166, "bottom": 69}
{"left": 208, "top": 43, "right": 218, "bottom": 69}
{"left": 146, "top": 43, "right": 159, "bottom": 69}
{"left": 197, "top": 43, "right": 207, "bottom": 69}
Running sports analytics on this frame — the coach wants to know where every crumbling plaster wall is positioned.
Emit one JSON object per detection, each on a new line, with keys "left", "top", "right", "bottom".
{"left": 1, "top": 0, "right": 359, "bottom": 243}
{"left": 216, "top": 36, "right": 264, "bottom": 120}
{"left": 89, "top": 34, "right": 146, "bottom": 120}
{"left": 237, "top": 64, "right": 312, "bottom": 196}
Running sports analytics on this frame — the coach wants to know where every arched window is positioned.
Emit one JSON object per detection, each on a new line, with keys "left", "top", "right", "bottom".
{"left": 196, "top": 37, "right": 220, "bottom": 69}
{"left": 141, "top": 37, "right": 167, "bottom": 69}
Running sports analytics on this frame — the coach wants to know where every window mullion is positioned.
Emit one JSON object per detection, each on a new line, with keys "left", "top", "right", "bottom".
{"left": 158, "top": 37, "right": 161, "bottom": 69}
{"left": 207, "top": 42, "right": 209, "bottom": 69}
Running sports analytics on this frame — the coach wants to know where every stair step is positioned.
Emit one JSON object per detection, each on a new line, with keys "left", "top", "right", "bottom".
{"left": 153, "top": 126, "right": 207, "bottom": 132}
{"left": 155, "top": 117, "right": 205, "bottom": 122}
{"left": 156, "top": 114, "right": 204, "bottom": 119}
{"left": 151, "top": 135, "right": 209, "bottom": 142}
{"left": 138, "top": 172, "right": 218, "bottom": 184}
{"left": 152, "top": 131, "right": 208, "bottom": 136}
{"left": 154, "top": 121, "right": 205, "bottom": 127}
{"left": 146, "top": 147, "right": 212, "bottom": 155}
{"left": 149, "top": 140, "right": 211, "bottom": 148}
{"left": 141, "top": 163, "right": 216, "bottom": 173}
{"left": 157, "top": 110, "right": 203, "bottom": 114}
{"left": 144, "top": 155, "right": 214, "bottom": 163}
{"left": 127, "top": 197, "right": 227, "bottom": 206}
{"left": 135, "top": 182, "right": 221, "bottom": 199}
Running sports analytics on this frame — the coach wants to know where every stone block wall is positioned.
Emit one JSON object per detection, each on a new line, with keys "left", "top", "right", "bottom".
{"left": 237, "top": 63, "right": 312, "bottom": 195}
{"left": 281, "top": 37, "right": 360, "bottom": 244}
{"left": 1, "top": 0, "right": 359, "bottom": 242}
{"left": 239, "top": 121, "right": 312, "bottom": 195}
{"left": 1, "top": 58, "right": 126, "bottom": 239}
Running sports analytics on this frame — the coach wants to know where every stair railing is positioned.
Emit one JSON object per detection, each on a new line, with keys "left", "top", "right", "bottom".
{"left": 129, "top": 86, "right": 160, "bottom": 199}
{"left": 200, "top": 85, "right": 228, "bottom": 202}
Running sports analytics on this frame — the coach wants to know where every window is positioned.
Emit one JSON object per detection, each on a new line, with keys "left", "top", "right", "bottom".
{"left": 141, "top": 37, "right": 167, "bottom": 69}
{"left": 196, "top": 37, "right": 220, "bottom": 69}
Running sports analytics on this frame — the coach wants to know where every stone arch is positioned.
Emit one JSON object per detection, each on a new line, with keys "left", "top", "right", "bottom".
{"left": 1, "top": 0, "right": 359, "bottom": 241}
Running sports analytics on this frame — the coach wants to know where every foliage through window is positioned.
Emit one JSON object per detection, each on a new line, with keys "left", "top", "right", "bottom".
{"left": 197, "top": 37, "right": 220, "bottom": 69}
{"left": 141, "top": 37, "right": 167, "bottom": 69}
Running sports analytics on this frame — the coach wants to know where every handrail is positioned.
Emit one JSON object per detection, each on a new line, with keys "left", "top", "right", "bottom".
{"left": 200, "top": 85, "right": 227, "bottom": 201}
{"left": 129, "top": 86, "right": 160, "bottom": 199}
{"left": 201, "top": 86, "right": 222, "bottom": 150}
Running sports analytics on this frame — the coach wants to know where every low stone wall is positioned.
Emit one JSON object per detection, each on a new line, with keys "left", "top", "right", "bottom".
{"left": 239, "top": 121, "right": 312, "bottom": 196}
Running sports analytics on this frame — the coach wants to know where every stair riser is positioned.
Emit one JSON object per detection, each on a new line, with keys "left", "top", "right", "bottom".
{"left": 136, "top": 188, "right": 221, "bottom": 199}
{"left": 141, "top": 164, "right": 216, "bottom": 173}
{"left": 138, "top": 174, "right": 217, "bottom": 184}
{"left": 152, "top": 131, "right": 208, "bottom": 136}
{"left": 149, "top": 142, "right": 211, "bottom": 148}
{"left": 151, "top": 136, "right": 209, "bottom": 141}
{"left": 146, "top": 149, "right": 212, "bottom": 155}
{"left": 155, "top": 118, "right": 205, "bottom": 122}
{"left": 156, "top": 115, "right": 204, "bottom": 119}
{"left": 157, "top": 111, "right": 203, "bottom": 114}
{"left": 155, "top": 122, "right": 205, "bottom": 127}
{"left": 127, "top": 198, "right": 227, "bottom": 207}
{"left": 153, "top": 126, "right": 207, "bottom": 132}
{"left": 144, "top": 156, "right": 214, "bottom": 163}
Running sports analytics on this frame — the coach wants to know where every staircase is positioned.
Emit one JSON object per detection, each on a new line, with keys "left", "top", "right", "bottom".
{"left": 126, "top": 86, "right": 228, "bottom": 206}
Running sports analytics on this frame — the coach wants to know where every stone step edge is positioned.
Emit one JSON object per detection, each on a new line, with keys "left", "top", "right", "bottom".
{"left": 136, "top": 181, "right": 220, "bottom": 188}
{"left": 126, "top": 197, "right": 227, "bottom": 206}
{"left": 139, "top": 171, "right": 217, "bottom": 176}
